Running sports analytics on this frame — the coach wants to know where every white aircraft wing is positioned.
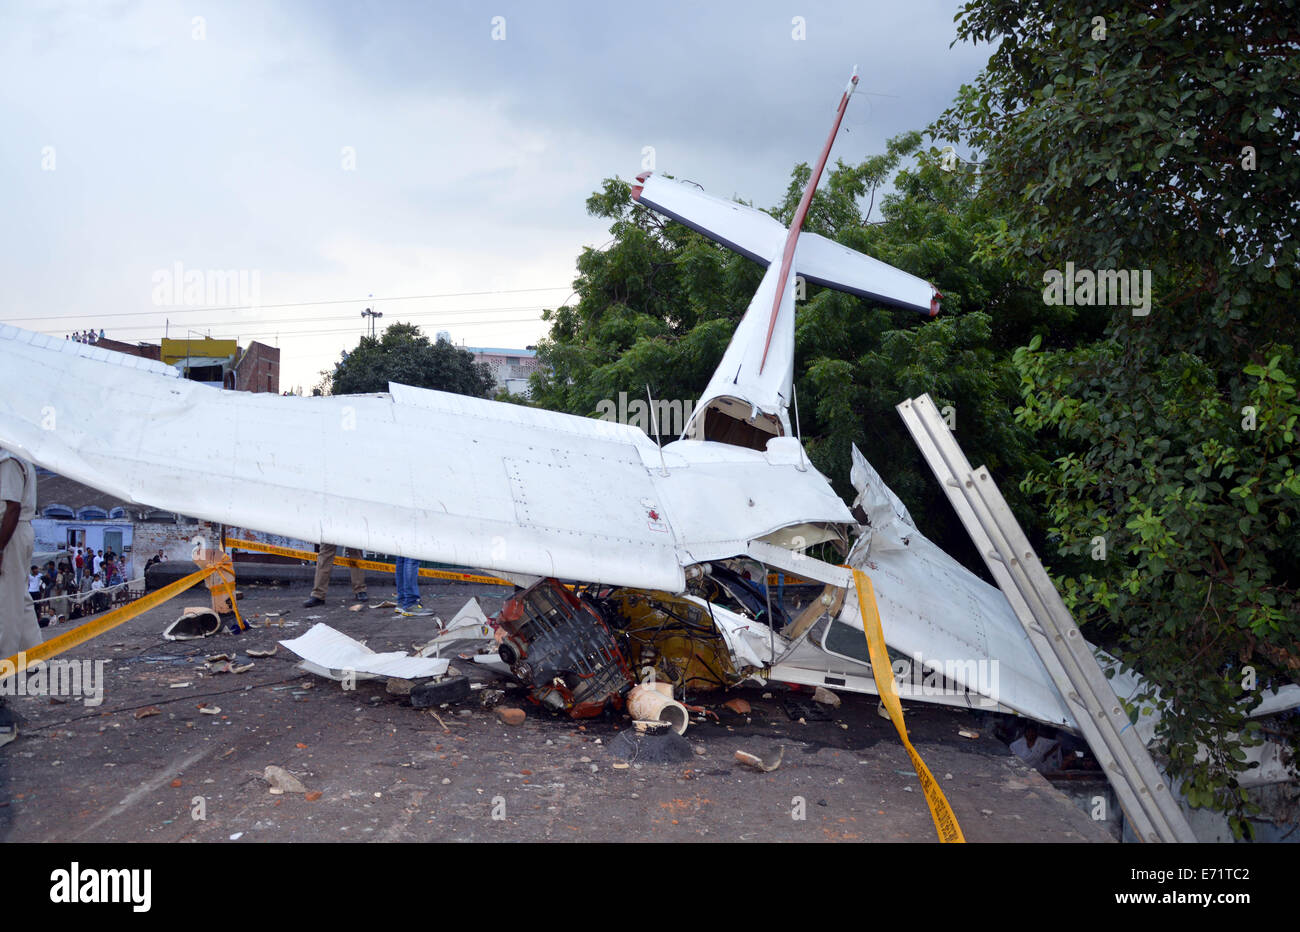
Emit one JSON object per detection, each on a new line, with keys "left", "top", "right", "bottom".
{"left": 0, "top": 326, "right": 852, "bottom": 592}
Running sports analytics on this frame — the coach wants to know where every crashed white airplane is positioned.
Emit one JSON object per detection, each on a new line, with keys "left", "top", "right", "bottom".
{"left": 0, "top": 70, "right": 1062, "bottom": 723}
{"left": 0, "top": 73, "right": 1293, "bottom": 814}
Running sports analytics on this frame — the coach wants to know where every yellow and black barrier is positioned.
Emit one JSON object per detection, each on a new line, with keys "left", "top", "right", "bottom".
{"left": 854, "top": 568, "right": 965, "bottom": 843}
{"left": 222, "top": 537, "right": 514, "bottom": 587}
{"left": 1, "top": 550, "right": 243, "bottom": 682}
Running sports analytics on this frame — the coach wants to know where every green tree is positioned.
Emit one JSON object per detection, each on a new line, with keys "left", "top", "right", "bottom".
{"left": 322, "top": 322, "right": 495, "bottom": 397}
{"left": 936, "top": 0, "right": 1300, "bottom": 834}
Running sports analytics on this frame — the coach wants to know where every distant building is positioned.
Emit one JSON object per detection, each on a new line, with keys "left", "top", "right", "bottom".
{"left": 466, "top": 347, "right": 541, "bottom": 397}
{"left": 84, "top": 335, "right": 279, "bottom": 392}
{"left": 231, "top": 340, "right": 281, "bottom": 394}
{"left": 94, "top": 337, "right": 161, "bottom": 361}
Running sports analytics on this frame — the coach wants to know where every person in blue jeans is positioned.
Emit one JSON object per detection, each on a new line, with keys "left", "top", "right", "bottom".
{"left": 394, "top": 556, "right": 433, "bottom": 616}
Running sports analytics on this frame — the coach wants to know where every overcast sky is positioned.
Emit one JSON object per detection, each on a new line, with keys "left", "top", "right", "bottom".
{"left": 0, "top": 0, "right": 990, "bottom": 391}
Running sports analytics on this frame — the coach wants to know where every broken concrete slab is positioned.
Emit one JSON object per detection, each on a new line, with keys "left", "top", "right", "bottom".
{"left": 262, "top": 765, "right": 306, "bottom": 794}
{"left": 812, "top": 686, "right": 841, "bottom": 708}
{"left": 496, "top": 707, "right": 526, "bottom": 726}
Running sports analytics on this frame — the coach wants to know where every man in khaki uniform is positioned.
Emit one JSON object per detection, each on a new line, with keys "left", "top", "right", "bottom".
{"left": 0, "top": 447, "right": 42, "bottom": 660}
{"left": 1, "top": 447, "right": 43, "bottom": 744}
{"left": 303, "top": 543, "right": 368, "bottom": 607}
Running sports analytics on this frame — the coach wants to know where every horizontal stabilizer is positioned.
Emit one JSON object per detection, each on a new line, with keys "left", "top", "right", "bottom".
{"left": 797, "top": 232, "right": 939, "bottom": 316}
{"left": 633, "top": 174, "right": 939, "bottom": 316}
{"left": 632, "top": 173, "right": 786, "bottom": 265}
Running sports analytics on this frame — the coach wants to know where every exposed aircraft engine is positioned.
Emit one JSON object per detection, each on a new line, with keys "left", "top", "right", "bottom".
{"left": 495, "top": 579, "right": 634, "bottom": 718}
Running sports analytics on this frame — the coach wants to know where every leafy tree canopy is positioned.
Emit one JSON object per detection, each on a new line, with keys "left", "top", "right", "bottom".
{"left": 936, "top": 0, "right": 1300, "bottom": 834}
{"left": 322, "top": 322, "right": 495, "bottom": 398}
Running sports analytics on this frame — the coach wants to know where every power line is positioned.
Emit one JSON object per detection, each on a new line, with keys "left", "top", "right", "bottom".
{"left": 65, "top": 304, "right": 558, "bottom": 336}
{"left": 222, "top": 316, "right": 547, "bottom": 341}
{"left": 0, "top": 285, "right": 571, "bottom": 323}
{"left": 30, "top": 315, "right": 548, "bottom": 345}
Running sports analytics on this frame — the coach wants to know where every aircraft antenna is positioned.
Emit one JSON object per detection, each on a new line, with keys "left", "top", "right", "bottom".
{"left": 645, "top": 384, "right": 670, "bottom": 477}
{"left": 792, "top": 381, "right": 807, "bottom": 471}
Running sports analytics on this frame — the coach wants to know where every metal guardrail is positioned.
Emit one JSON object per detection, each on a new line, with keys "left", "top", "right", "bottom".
{"left": 896, "top": 393, "right": 1197, "bottom": 843}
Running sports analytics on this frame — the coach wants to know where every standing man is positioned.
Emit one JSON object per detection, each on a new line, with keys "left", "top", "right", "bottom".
{"left": 1, "top": 447, "right": 43, "bottom": 742}
{"left": 393, "top": 556, "right": 433, "bottom": 617}
{"left": 303, "top": 543, "right": 368, "bottom": 608}
{"left": 74, "top": 548, "right": 84, "bottom": 586}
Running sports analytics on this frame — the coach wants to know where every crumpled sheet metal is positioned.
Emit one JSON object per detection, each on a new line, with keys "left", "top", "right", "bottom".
{"left": 280, "top": 623, "right": 449, "bottom": 681}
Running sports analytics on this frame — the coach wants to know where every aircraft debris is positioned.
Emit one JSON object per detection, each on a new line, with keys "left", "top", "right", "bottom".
{"left": 627, "top": 683, "right": 690, "bottom": 735}
{"left": 428, "top": 711, "right": 450, "bottom": 733}
{"left": 633, "top": 719, "right": 671, "bottom": 735}
{"left": 163, "top": 608, "right": 222, "bottom": 641}
{"left": 280, "top": 623, "right": 449, "bottom": 682}
{"left": 410, "top": 676, "right": 471, "bottom": 708}
{"left": 246, "top": 645, "right": 278, "bottom": 658}
{"left": 783, "top": 697, "right": 833, "bottom": 722}
{"left": 734, "top": 746, "right": 784, "bottom": 773}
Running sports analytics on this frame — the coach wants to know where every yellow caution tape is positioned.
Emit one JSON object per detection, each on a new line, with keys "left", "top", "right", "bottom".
{"left": 1, "top": 563, "right": 220, "bottom": 681}
{"left": 853, "top": 568, "right": 965, "bottom": 843}
{"left": 222, "top": 537, "right": 514, "bottom": 587}
{"left": 198, "top": 548, "right": 246, "bottom": 631}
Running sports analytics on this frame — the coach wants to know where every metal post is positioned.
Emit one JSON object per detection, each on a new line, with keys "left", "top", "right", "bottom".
{"left": 896, "top": 393, "right": 1197, "bottom": 843}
